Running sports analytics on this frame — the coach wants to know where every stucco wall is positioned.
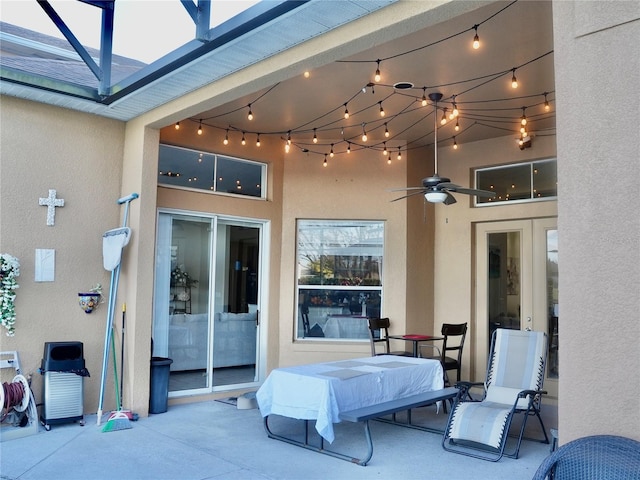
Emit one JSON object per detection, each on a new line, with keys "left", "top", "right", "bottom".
{"left": 0, "top": 96, "right": 125, "bottom": 416}
{"left": 552, "top": 1, "right": 640, "bottom": 443}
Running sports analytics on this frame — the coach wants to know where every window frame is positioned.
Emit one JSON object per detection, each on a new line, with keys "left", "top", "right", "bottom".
{"left": 295, "top": 219, "right": 385, "bottom": 341}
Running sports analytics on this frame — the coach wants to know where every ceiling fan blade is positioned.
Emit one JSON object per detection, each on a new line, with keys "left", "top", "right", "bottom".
{"left": 453, "top": 187, "right": 496, "bottom": 198}
{"left": 391, "top": 189, "right": 426, "bottom": 202}
{"left": 439, "top": 182, "right": 496, "bottom": 198}
{"left": 444, "top": 193, "right": 457, "bottom": 205}
{"left": 387, "top": 187, "right": 426, "bottom": 192}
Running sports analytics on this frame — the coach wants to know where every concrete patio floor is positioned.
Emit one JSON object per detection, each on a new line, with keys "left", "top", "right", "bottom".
{"left": 1, "top": 398, "right": 556, "bottom": 480}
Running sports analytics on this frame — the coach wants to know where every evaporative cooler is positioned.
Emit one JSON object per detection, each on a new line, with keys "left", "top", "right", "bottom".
{"left": 40, "top": 341, "right": 87, "bottom": 430}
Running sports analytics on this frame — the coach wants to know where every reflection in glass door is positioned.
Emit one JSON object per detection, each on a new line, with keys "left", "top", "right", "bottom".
{"left": 475, "top": 218, "right": 558, "bottom": 397}
{"left": 153, "top": 211, "right": 263, "bottom": 396}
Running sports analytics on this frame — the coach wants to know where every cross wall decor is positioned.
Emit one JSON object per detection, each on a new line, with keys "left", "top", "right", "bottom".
{"left": 39, "top": 189, "right": 65, "bottom": 226}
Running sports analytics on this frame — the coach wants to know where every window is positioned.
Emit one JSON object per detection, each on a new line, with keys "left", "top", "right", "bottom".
{"left": 475, "top": 158, "right": 557, "bottom": 205}
{"left": 158, "top": 144, "right": 266, "bottom": 198}
{"left": 296, "top": 220, "right": 384, "bottom": 340}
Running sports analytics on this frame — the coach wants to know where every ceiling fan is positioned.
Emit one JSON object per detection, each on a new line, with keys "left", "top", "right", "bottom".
{"left": 390, "top": 92, "right": 496, "bottom": 205}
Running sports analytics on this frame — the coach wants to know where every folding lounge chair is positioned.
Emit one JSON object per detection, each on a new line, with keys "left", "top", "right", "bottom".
{"left": 442, "top": 328, "right": 549, "bottom": 461}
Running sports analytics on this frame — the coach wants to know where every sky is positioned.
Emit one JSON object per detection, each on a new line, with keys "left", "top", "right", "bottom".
{"left": 0, "top": 0, "right": 260, "bottom": 63}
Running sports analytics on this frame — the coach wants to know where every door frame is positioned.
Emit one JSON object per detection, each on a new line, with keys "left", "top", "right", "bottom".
{"left": 474, "top": 217, "right": 558, "bottom": 397}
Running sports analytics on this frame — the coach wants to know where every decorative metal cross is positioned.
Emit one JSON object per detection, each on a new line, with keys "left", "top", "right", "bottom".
{"left": 39, "top": 189, "right": 65, "bottom": 226}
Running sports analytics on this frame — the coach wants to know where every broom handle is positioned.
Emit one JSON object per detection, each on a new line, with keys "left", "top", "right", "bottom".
{"left": 120, "top": 303, "right": 126, "bottom": 407}
{"left": 111, "top": 322, "right": 121, "bottom": 412}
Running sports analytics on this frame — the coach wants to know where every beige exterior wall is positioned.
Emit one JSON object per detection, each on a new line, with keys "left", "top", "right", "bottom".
{"left": 0, "top": 96, "right": 125, "bottom": 414}
{"left": 552, "top": 1, "right": 640, "bottom": 443}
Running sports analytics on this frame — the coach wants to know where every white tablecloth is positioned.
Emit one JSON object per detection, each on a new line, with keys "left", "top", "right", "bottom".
{"left": 256, "top": 355, "right": 443, "bottom": 442}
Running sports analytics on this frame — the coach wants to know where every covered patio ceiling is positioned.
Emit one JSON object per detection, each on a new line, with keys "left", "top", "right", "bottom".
{"left": 1, "top": 1, "right": 555, "bottom": 154}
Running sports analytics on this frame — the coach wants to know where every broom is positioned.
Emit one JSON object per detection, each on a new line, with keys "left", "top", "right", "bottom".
{"left": 102, "top": 314, "right": 132, "bottom": 432}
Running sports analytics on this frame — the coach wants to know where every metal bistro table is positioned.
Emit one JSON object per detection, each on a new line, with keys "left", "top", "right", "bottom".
{"left": 387, "top": 334, "right": 444, "bottom": 357}
{"left": 256, "top": 355, "right": 444, "bottom": 464}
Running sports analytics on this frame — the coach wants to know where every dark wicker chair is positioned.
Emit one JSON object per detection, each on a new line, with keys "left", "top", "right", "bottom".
{"left": 532, "top": 434, "right": 640, "bottom": 479}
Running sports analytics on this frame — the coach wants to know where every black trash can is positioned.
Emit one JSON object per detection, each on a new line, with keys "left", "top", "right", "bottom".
{"left": 40, "top": 341, "right": 87, "bottom": 430}
{"left": 149, "top": 357, "right": 173, "bottom": 414}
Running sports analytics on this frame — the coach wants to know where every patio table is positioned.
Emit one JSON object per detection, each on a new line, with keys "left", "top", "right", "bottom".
{"left": 256, "top": 355, "right": 443, "bottom": 443}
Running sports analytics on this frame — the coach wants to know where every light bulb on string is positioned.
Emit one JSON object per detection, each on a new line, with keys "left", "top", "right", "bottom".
{"left": 511, "top": 69, "right": 518, "bottom": 88}
{"left": 453, "top": 137, "right": 458, "bottom": 150}
{"left": 472, "top": 25, "right": 480, "bottom": 49}
{"left": 374, "top": 60, "right": 381, "bottom": 83}
{"left": 384, "top": 123, "right": 390, "bottom": 138}
{"left": 452, "top": 97, "right": 459, "bottom": 117}
{"left": 383, "top": 142, "right": 388, "bottom": 156}
{"left": 287, "top": 131, "right": 292, "bottom": 145}
{"left": 247, "top": 104, "right": 253, "bottom": 120}
{"left": 362, "top": 124, "right": 368, "bottom": 142}
{"left": 521, "top": 107, "right": 527, "bottom": 126}
{"left": 197, "top": 120, "right": 203, "bottom": 135}
{"left": 241, "top": 132, "right": 246, "bottom": 145}
{"left": 455, "top": 119, "right": 460, "bottom": 132}
{"left": 379, "top": 102, "right": 385, "bottom": 117}
{"left": 256, "top": 134, "right": 261, "bottom": 147}
{"left": 313, "top": 128, "right": 318, "bottom": 144}
{"left": 397, "top": 147, "right": 402, "bottom": 161}
{"left": 223, "top": 129, "right": 229, "bottom": 145}
{"left": 544, "top": 93, "right": 551, "bottom": 111}
{"left": 175, "top": 122, "right": 180, "bottom": 130}
{"left": 344, "top": 104, "right": 349, "bottom": 119}
{"left": 330, "top": 144, "right": 334, "bottom": 158}
{"left": 284, "top": 141, "right": 290, "bottom": 153}
{"left": 347, "top": 142, "right": 351, "bottom": 154}
{"left": 323, "top": 154, "right": 327, "bottom": 167}
{"left": 387, "top": 156, "right": 392, "bottom": 165}
{"left": 421, "top": 88, "right": 428, "bottom": 106}
{"left": 440, "top": 108, "right": 448, "bottom": 125}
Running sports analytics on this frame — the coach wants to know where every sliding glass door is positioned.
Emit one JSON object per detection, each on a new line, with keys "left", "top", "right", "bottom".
{"left": 153, "top": 210, "right": 265, "bottom": 395}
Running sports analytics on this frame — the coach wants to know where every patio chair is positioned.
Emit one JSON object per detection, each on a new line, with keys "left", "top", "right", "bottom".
{"left": 442, "top": 328, "right": 549, "bottom": 461}
{"left": 367, "top": 317, "right": 411, "bottom": 357}
{"left": 420, "top": 322, "right": 467, "bottom": 386}
{"left": 532, "top": 435, "right": 640, "bottom": 479}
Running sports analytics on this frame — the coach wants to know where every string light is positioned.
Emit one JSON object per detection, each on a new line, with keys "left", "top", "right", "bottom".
{"left": 344, "top": 104, "right": 349, "bottom": 119}
{"left": 455, "top": 118, "right": 460, "bottom": 131}
{"left": 323, "top": 154, "right": 328, "bottom": 167}
{"left": 544, "top": 92, "right": 551, "bottom": 111}
{"left": 313, "top": 128, "right": 318, "bottom": 143}
{"left": 304, "top": 71, "right": 310, "bottom": 78}
{"left": 383, "top": 142, "right": 388, "bottom": 156}
{"left": 521, "top": 107, "right": 527, "bottom": 126}
{"left": 223, "top": 129, "right": 229, "bottom": 145}
{"left": 511, "top": 69, "right": 518, "bottom": 88}
{"left": 384, "top": 123, "right": 390, "bottom": 137}
{"left": 397, "top": 147, "right": 402, "bottom": 160}
{"left": 247, "top": 104, "right": 253, "bottom": 120}
{"left": 421, "top": 87, "right": 428, "bottom": 106}
{"left": 453, "top": 137, "right": 458, "bottom": 150}
{"left": 287, "top": 131, "right": 292, "bottom": 145}
{"left": 330, "top": 144, "right": 334, "bottom": 157}
{"left": 374, "top": 59, "right": 381, "bottom": 83}
{"left": 175, "top": 122, "right": 180, "bottom": 130}
{"left": 379, "top": 102, "right": 385, "bottom": 117}
{"left": 197, "top": 120, "right": 203, "bottom": 135}
{"left": 241, "top": 132, "right": 246, "bottom": 145}
{"left": 387, "top": 156, "right": 392, "bottom": 165}
{"left": 347, "top": 142, "right": 351, "bottom": 154}
{"left": 440, "top": 108, "right": 448, "bottom": 125}
{"left": 361, "top": 124, "right": 368, "bottom": 142}
{"left": 472, "top": 25, "right": 480, "bottom": 49}
{"left": 284, "top": 140, "right": 290, "bottom": 153}
{"left": 452, "top": 96, "right": 459, "bottom": 117}
{"left": 256, "top": 133, "right": 261, "bottom": 147}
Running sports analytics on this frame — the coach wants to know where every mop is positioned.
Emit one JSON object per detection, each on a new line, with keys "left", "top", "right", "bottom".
{"left": 96, "top": 193, "right": 138, "bottom": 428}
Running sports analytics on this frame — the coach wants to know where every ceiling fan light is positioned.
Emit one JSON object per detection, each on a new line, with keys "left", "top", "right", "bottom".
{"left": 425, "top": 191, "right": 448, "bottom": 203}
